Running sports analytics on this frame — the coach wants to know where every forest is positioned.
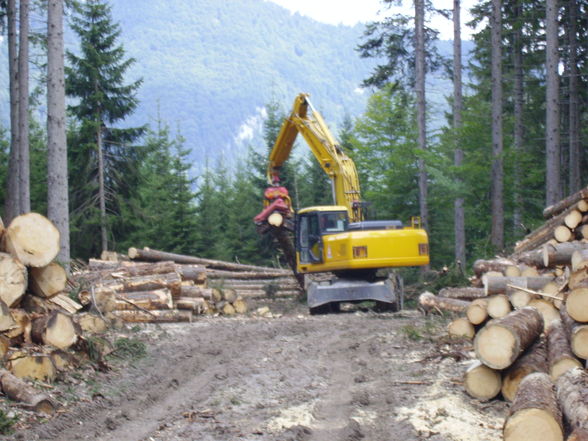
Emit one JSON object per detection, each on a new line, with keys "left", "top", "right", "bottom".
{"left": 0, "top": 0, "right": 587, "bottom": 276}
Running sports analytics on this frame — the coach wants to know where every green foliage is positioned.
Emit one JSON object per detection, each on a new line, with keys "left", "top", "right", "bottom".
{"left": 0, "top": 409, "right": 18, "bottom": 435}
{"left": 112, "top": 337, "right": 147, "bottom": 360}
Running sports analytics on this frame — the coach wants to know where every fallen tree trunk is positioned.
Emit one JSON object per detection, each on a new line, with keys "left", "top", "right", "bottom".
{"left": 501, "top": 337, "right": 548, "bottom": 402}
{"left": 464, "top": 360, "right": 502, "bottom": 401}
{"left": 114, "top": 289, "right": 174, "bottom": 311}
{"left": 474, "top": 307, "right": 544, "bottom": 369}
{"left": 503, "top": 372, "right": 563, "bottom": 441}
{"left": 207, "top": 269, "right": 295, "bottom": 280}
{"left": 179, "top": 285, "right": 213, "bottom": 300}
{"left": 542, "top": 242, "right": 588, "bottom": 268}
{"left": 0, "top": 368, "right": 56, "bottom": 414}
{"left": 417, "top": 292, "right": 469, "bottom": 314}
{"left": 93, "top": 272, "right": 182, "bottom": 297}
{"left": 546, "top": 320, "right": 582, "bottom": 381}
{"left": 2, "top": 213, "right": 60, "bottom": 267}
{"left": 0, "top": 252, "right": 27, "bottom": 307}
{"left": 483, "top": 276, "right": 553, "bottom": 295}
{"left": 229, "top": 289, "right": 302, "bottom": 298}
{"left": 571, "top": 249, "right": 588, "bottom": 272}
{"left": 111, "top": 309, "right": 192, "bottom": 323}
{"left": 128, "top": 247, "right": 290, "bottom": 274}
{"left": 438, "top": 287, "right": 486, "bottom": 300}
{"left": 555, "top": 368, "right": 588, "bottom": 438}
{"left": 29, "top": 262, "right": 67, "bottom": 298}
{"left": 31, "top": 311, "right": 80, "bottom": 350}
{"left": 472, "top": 258, "right": 515, "bottom": 278}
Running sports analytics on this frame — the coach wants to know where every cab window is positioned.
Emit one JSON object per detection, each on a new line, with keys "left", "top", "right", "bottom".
{"left": 319, "top": 212, "right": 347, "bottom": 234}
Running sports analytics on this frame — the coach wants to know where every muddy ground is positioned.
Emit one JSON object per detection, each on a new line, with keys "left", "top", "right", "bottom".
{"left": 5, "top": 299, "right": 507, "bottom": 441}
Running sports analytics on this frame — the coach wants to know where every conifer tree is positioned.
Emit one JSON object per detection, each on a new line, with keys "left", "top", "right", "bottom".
{"left": 66, "top": 0, "right": 144, "bottom": 258}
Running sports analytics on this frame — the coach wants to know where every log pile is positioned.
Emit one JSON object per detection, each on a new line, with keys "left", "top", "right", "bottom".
{"left": 423, "top": 187, "right": 588, "bottom": 440}
{"left": 73, "top": 247, "right": 301, "bottom": 323}
{"left": 0, "top": 213, "right": 111, "bottom": 413}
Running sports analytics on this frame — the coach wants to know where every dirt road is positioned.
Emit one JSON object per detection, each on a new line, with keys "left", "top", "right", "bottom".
{"left": 13, "top": 300, "right": 506, "bottom": 441}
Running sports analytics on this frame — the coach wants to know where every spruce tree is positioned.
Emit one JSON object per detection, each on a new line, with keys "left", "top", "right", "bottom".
{"left": 66, "top": 0, "right": 144, "bottom": 258}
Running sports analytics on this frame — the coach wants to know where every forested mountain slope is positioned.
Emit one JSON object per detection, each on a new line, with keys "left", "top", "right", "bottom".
{"left": 107, "top": 0, "right": 378, "bottom": 165}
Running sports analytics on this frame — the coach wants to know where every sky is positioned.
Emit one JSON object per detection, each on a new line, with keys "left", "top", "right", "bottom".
{"left": 267, "top": 0, "right": 478, "bottom": 40}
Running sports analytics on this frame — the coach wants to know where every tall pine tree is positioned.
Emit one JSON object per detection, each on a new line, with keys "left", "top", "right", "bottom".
{"left": 66, "top": 0, "right": 144, "bottom": 258}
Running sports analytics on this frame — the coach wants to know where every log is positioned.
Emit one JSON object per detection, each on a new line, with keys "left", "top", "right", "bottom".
{"left": 5, "top": 350, "right": 57, "bottom": 382}
{"left": 546, "top": 320, "right": 582, "bottom": 381}
{"left": 505, "top": 265, "right": 522, "bottom": 277}
{"left": 93, "top": 272, "right": 182, "bottom": 297}
{"left": 179, "top": 284, "right": 213, "bottom": 300}
{"left": 503, "top": 373, "right": 563, "bottom": 441}
{"left": 487, "top": 294, "right": 512, "bottom": 319}
{"left": 49, "top": 349, "right": 76, "bottom": 371}
{"left": 520, "top": 266, "right": 540, "bottom": 277}
{"left": 113, "top": 289, "right": 174, "bottom": 311}
{"left": 48, "top": 293, "right": 83, "bottom": 314}
{"left": 571, "top": 249, "right": 588, "bottom": 272}
{"left": 233, "top": 297, "right": 248, "bottom": 314}
{"left": 76, "top": 312, "right": 108, "bottom": 334}
{"left": 175, "top": 264, "right": 207, "bottom": 283}
{"left": 0, "top": 298, "right": 16, "bottom": 332}
{"left": 502, "top": 338, "right": 548, "bottom": 402}
{"left": 555, "top": 225, "right": 573, "bottom": 243}
{"left": 111, "top": 309, "right": 192, "bottom": 323}
{"left": 576, "top": 225, "right": 588, "bottom": 240}
{"left": 31, "top": 310, "right": 80, "bottom": 350}
{"left": 0, "top": 252, "right": 27, "bottom": 307}
{"left": 5, "top": 308, "right": 31, "bottom": 342}
{"left": 517, "top": 249, "right": 546, "bottom": 269}
{"left": 128, "top": 247, "right": 290, "bottom": 274}
{"left": 447, "top": 317, "right": 475, "bottom": 339}
{"left": 528, "top": 299, "right": 561, "bottom": 331}
{"left": 543, "top": 187, "right": 588, "bottom": 219}
{"left": 543, "top": 242, "right": 588, "bottom": 268}
{"left": 565, "top": 210, "right": 584, "bottom": 229}
{"left": 87, "top": 258, "right": 120, "bottom": 271}
{"left": 2, "top": 213, "right": 60, "bottom": 267}
{"left": 463, "top": 360, "right": 502, "bottom": 401}
{"left": 509, "top": 287, "right": 534, "bottom": 309}
{"left": 472, "top": 258, "right": 515, "bottom": 277}
{"left": 230, "top": 289, "right": 301, "bottom": 299}
{"left": 115, "top": 260, "right": 178, "bottom": 277}
{"left": 555, "top": 368, "right": 588, "bottom": 437}
{"left": 466, "top": 298, "right": 489, "bottom": 325}
{"left": 0, "top": 335, "right": 10, "bottom": 359}
{"left": 560, "top": 304, "right": 588, "bottom": 359}
{"left": 175, "top": 297, "right": 208, "bottom": 313}
{"left": 565, "top": 285, "right": 588, "bottom": 322}
{"left": 220, "top": 302, "right": 236, "bottom": 316}
{"left": 221, "top": 288, "right": 237, "bottom": 303}
{"left": 0, "top": 369, "right": 56, "bottom": 414}
{"left": 21, "top": 294, "right": 52, "bottom": 314}
{"left": 483, "top": 276, "right": 553, "bottom": 295}
{"left": 29, "top": 262, "right": 67, "bottom": 298}
{"left": 568, "top": 428, "right": 588, "bottom": 441}
{"left": 474, "top": 307, "right": 544, "bottom": 369}
{"left": 569, "top": 267, "right": 588, "bottom": 290}
{"left": 206, "top": 269, "right": 295, "bottom": 280}
{"left": 438, "top": 287, "right": 486, "bottom": 300}
{"left": 100, "top": 250, "right": 128, "bottom": 261}
{"left": 418, "top": 292, "right": 469, "bottom": 314}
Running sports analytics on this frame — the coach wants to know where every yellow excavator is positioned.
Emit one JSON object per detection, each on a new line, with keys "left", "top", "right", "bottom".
{"left": 254, "top": 93, "right": 429, "bottom": 313}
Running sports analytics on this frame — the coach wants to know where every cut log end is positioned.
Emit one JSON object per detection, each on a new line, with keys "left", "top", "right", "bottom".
{"left": 3, "top": 213, "right": 60, "bottom": 267}
{"left": 476, "top": 325, "right": 516, "bottom": 369}
{"left": 447, "top": 318, "right": 475, "bottom": 339}
{"left": 504, "top": 408, "right": 563, "bottom": 441}
{"left": 464, "top": 361, "right": 501, "bottom": 401}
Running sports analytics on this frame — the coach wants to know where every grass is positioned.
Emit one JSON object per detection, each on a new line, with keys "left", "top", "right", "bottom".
{"left": 0, "top": 409, "right": 18, "bottom": 435}
{"left": 111, "top": 337, "right": 147, "bottom": 361}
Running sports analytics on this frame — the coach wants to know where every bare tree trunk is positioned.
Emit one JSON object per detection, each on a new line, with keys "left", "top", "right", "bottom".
{"left": 47, "top": 0, "right": 70, "bottom": 268}
{"left": 545, "top": 0, "right": 561, "bottom": 206}
{"left": 5, "top": 0, "right": 20, "bottom": 223}
{"left": 512, "top": 0, "right": 524, "bottom": 236}
{"left": 97, "top": 124, "right": 107, "bottom": 252}
{"left": 453, "top": 0, "right": 465, "bottom": 270}
{"left": 18, "top": 0, "right": 30, "bottom": 214}
{"left": 415, "top": 0, "right": 428, "bottom": 233}
{"left": 568, "top": 0, "right": 580, "bottom": 193}
{"left": 490, "top": 0, "right": 504, "bottom": 250}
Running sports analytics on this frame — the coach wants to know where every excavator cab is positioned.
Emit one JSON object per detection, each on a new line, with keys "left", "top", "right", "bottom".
{"left": 296, "top": 208, "right": 348, "bottom": 265}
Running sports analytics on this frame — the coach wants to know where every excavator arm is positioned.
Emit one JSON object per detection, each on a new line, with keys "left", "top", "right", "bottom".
{"left": 267, "top": 93, "right": 365, "bottom": 222}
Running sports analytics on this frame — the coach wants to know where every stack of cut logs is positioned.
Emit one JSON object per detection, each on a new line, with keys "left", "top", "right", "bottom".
{"left": 419, "top": 186, "right": 588, "bottom": 441}
{"left": 74, "top": 246, "right": 301, "bottom": 323}
{"left": 0, "top": 213, "right": 109, "bottom": 415}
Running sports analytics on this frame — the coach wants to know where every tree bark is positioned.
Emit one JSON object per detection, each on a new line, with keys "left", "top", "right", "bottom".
{"left": 555, "top": 368, "right": 588, "bottom": 437}
{"left": 114, "top": 289, "right": 173, "bottom": 311}
{"left": 464, "top": 360, "right": 502, "bottom": 401}
{"left": 466, "top": 298, "right": 489, "bottom": 325}
{"left": 512, "top": 0, "right": 524, "bottom": 236}
{"left": 473, "top": 257, "right": 515, "bottom": 277}
{"left": 175, "top": 297, "right": 208, "bottom": 313}
{"left": 567, "top": 0, "right": 581, "bottom": 193}
{"left": 47, "top": 0, "right": 70, "bottom": 268}
{"left": 483, "top": 276, "right": 553, "bottom": 295}
{"left": 474, "top": 306, "right": 543, "bottom": 369}
{"left": 560, "top": 304, "right": 588, "bottom": 359}
{"left": 18, "top": 0, "right": 30, "bottom": 213}
{"left": 5, "top": 0, "right": 20, "bottom": 223}
{"left": 501, "top": 337, "right": 548, "bottom": 402}
{"left": 0, "top": 252, "right": 27, "bottom": 307}
{"left": 546, "top": 320, "right": 582, "bottom": 381}
{"left": 453, "top": 0, "right": 465, "bottom": 270}
{"left": 93, "top": 272, "right": 182, "bottom": 297}
{"left": 543, "top": 241, "right": 588, "bottom": 267}
{"left": 438, "top": 287, "right": 485, "bottom": 301}
{"left": 0, "top": 368, "right": 56, "bottom": 414}
{"left": 543, "top": 188, "right": 588, "bottom": 219}
{"left": 0, "top": 299, "right": 16, "bottom": 332}
{"left": 111, "top": 309, "right": 192, "bottom": 323}
{"left": 5, "top": 349, "right": 56, "bottom": 382}
{"left": 415, "top": 0, "right": 428, "bottom": 235}
{"left": 503, "top": 373, "right": 563, "bottom": 441}
{"left": 545, "top": 0, "right": 561, "bottom": 206}
{"left": 2, "top": 213, "right": 61, "bottom": 267}
{"left": 490, "top": 0, "right": 504, "bottom": 250}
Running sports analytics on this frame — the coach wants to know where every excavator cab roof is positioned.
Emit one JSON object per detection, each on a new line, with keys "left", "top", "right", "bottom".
{"left": 297, "top": 206, "right": 348, "bottom": 215}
